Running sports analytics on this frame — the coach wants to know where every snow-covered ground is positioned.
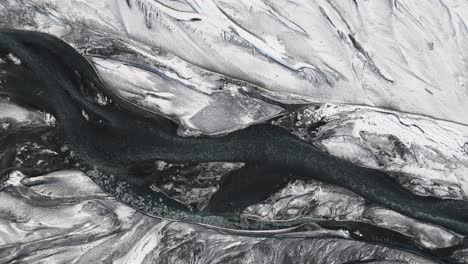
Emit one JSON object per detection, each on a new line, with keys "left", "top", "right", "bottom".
{"left": 2, "top": 0, "right": 467, "bottom": 124}
{"left": 1, "top": 0, "right": 467, "bottom": 262}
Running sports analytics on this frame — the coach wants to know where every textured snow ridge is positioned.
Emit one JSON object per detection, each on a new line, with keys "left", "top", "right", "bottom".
{"left": 0, "top": 98, "right": 55, "bottom": 129}
{"left": 242, "top": 179, "right": 464, "bottom": 250}
{"left": 1, "top": 0, "right": 468, "bottom": 124}
{"left": 274, "top": 104, "right": 468, "bottom": 200}
{"left": 0, "top": 170, "right": 442, "bottom": 264}
{"left": 89, "top": 57, "right": 283, "bottom": 136}
{"left": 1, "top": 0, "right": 468, "bottom": 262}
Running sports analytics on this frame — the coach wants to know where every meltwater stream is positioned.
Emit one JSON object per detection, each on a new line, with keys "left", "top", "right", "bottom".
{"left": 1, "top": 29, "right": 468, "bottom": 238}
{"left": 1, "top": 0, "right": 468, "bottom": 262}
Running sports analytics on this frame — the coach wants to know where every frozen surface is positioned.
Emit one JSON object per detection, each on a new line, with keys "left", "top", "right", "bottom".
{"left": 243, "top": 179, "right": 464, "bottom": 250}
{"left": 90, "top": 57, "right": 283, "bottom": 135}
{"left": 0, "top": 170, "right": 444, "bottom": 264}
{"left": 149, "top": 161, "right": 244, "bottom": 210}
{"left": 1, "top": 0, "right": 468, "bottom": 263}
{"left": 274, "top": 104, "right": 468, "bottom": 200}
{"left": 0, "top": 98, "right": 55, "bottom": 129}
{"left": 1, "top": 0, "right": 467, "bottom": 124}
